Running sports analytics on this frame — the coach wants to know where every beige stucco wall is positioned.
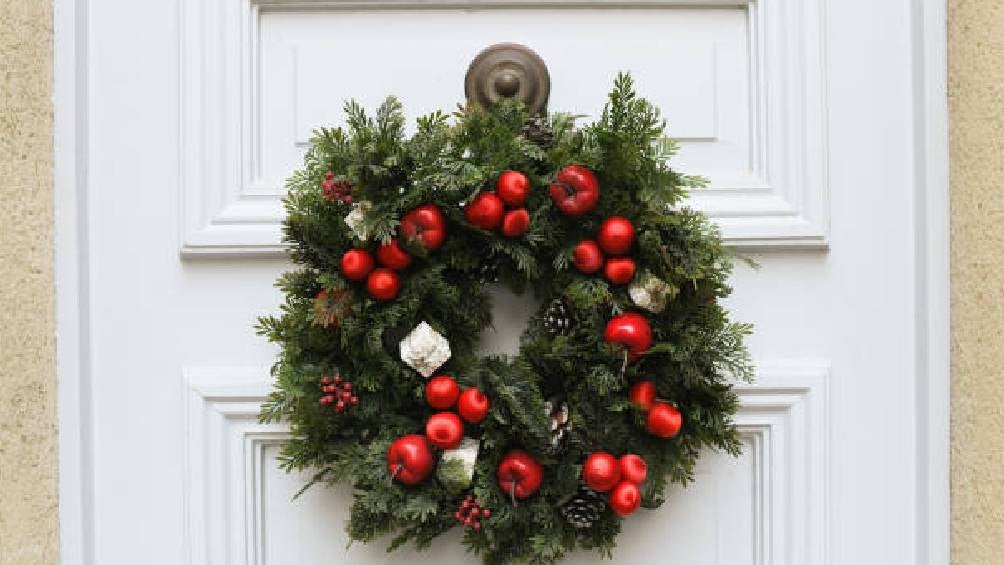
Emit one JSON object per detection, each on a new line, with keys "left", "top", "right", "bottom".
{"left": 950, "top": 2, "right": 1004, "bottom": 564}
{"left": 0, "top": 0, "right": 58, "bottom": 563}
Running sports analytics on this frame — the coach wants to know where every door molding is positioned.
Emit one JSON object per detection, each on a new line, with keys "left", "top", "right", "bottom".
{"left": 182, "top": 360, "right": 829, "bottom": 565}
{"left": 54, "top": 0, "right": 92, "bottom": 562}
{"left": 910, "top": 0, "right": 951, "bottom": 563}
{"left": 178, "top": 0, "right": 829, "bottom": 256}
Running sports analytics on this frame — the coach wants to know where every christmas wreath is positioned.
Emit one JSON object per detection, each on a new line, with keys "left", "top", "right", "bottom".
{"left": 259, "top": 73, "right": 753, "bottom": 563}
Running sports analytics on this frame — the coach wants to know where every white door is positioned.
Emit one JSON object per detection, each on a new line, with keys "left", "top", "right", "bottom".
{"left": 55, "top": 1, "right": 949, "bottom": 564}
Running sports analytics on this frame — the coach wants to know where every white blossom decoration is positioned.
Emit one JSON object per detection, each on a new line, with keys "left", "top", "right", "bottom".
{"left": 399, "top": 321, "right": 451, "bottom": 378}
{"left": 629, "top": 275, "right": 675, "bottom": 314}
{"left": 440, "top": 437, "right": 480, "bottom": 484}
{"left": 343, "top": 200, "right": 372, "bottom": 241}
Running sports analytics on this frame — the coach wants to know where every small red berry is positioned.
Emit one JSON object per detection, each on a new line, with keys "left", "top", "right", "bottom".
{"left": 340, "top": 249, "right": 375, "bottom": 281}
{"left": 604, "top": 256, "right": 637, "bottom": 285}
{"left": 496, "top": 170, "right": 531, "bottom": 207}
{"left": 597, "top": 216, "right": 637, "bottom": 255}
{"left": 572, "top": 240, "right": 605, "bottom": 274}
{"left": 366, "top": 268, "right": 401, "bottom": 301}
{"left": 457, "top": 388, "right": 491, "bottom": 423}
{"left": 465, "top": 192, "right": 505, "bottom": 230}
{"left": 501, "top": 208, "right": 530, "bottom": 237}
{"left": 376, "top": 238, "right": 412, "bottom": 271}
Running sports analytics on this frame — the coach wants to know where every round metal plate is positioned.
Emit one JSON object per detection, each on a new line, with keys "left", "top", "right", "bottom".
{"left": 465, "top": 43, "right": 550, "bottom": 115}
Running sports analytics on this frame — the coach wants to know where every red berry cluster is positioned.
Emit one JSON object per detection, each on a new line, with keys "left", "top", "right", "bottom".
{"left": 321, "top": 171, "right": 352, "bottom": 203}
{"left": 318, "top": 374, "right": 358, "bottom": 413}
{"left": 573, "top": 217, "right": 638, "bottom": 285}
{"left": 465, "top": 171, "right": 531, "bottom": 237}
{"left": 454, "top": 495, "right": 490, "bottom": 531}
{"left": 423, "top": 375, "right": 491, "bottom": 449}
{"left": 581, "top": 452, "right": 648, "bottom": 517}
{"left": 339, "top": 204, "right": 446, "bottom": 302}
{"left": 629, "top": 380, "right": 683, "bottom": 438}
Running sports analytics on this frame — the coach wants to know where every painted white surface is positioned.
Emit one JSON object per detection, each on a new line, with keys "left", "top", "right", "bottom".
{"left": 184, "top": 361, "right": 826, "bottom": 565}
{"left": 180, "top": 0, "right": 827, "bottom": 254}
{"left": 56, "top": 0, "right": 950, "bottom": 563}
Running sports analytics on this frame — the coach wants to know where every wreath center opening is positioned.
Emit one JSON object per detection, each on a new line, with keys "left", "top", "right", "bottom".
{"left": 478, "top": 284, "right": 541, "bottom": 356}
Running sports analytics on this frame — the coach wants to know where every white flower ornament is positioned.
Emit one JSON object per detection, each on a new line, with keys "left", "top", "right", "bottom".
{"left": 441, "top": 437, "right": 480, "bottom": 484}
{"left": 629, "top": 275, "right": 675, "bottom": 314}
{"left": 399, "top": 321, "right": 451, "bottom": 378}
{"left": 343, "top": 200, "right": 372, "bottom": 241}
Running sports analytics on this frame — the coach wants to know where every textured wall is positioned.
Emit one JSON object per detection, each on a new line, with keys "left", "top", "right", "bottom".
{"left": 0, "top": 0, "right": 58, "bottom": 564}
{"left": 950, "top": 1, "right": 1004, "bottom": 564}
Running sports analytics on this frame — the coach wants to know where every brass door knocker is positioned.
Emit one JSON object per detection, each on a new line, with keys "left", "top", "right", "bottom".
{"left": 465, "top": 43, "right": 550, "bottom": 115}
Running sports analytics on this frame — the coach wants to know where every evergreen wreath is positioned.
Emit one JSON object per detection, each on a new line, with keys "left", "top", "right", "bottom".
{"left": 259, "top": 73, "right": 754, "bottom": 564}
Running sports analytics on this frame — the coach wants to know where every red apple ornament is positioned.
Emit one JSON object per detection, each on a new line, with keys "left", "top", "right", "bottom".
{"left": 465, "top": 193, "right": 505, "bottom": 230}
{"left": 497, "top": 450, "right": 544, "bottom": 500}
{"left": 604, "top": 312, "right": 653, "bottom": 361}
{"left": 340, "top": 249, "right": 374, "bottom": 281}
{"left": 604, "top": 256, "right": 636, "bottom": 285}
{"left": 425, "top": 375, "right": 460, "bottom": 409}
{"left": 647, "top": 402, "right": 683, "bottom": 438}
{"left": 501, "top": 208, "right": 530, "bottom": 237}
{"left": 572, "top": 240, "right": 604, "bottom": 274}
{"left": 387, "top": 434, "right": 435, "bottom": 485}
{"left": 425, "top": 412, "right": 464, "bottom": 449}
{"left": 457, "top": 388, "right": 490, "bottom": 423}
{"left": 549, "top": 164, "right": 600, "bottom": 216}
{"left": 366, "top": 268, "right": 401, "bottom": 301}
{"left": 597, "top": 216, "right": 636, "bottom": 255}
{"left": 608, "top": 480, "right": 642, "bottom": 517}
{"left": 629, "top": 381, "right": 657, "bottom": 412}
{"left": 401, "top": 204, "right": 446, "bottom": 250}
{"left": 582, "top": 452, "right": 621, "bottom": 492}
{"left": 496, "top": 170, "right": 531, "bottom": 207}
{"left": 619, "top": 454, "right": 648, "bottom": 485}
{"left": 376, "top": 238, "right": 411, "bottom": 271}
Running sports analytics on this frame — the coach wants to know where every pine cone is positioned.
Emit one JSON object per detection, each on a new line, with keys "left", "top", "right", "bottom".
{"left": 542, "top": 298, "right": 572, "bottom": 336}
{"left": 560, "top": 488, "right": 606, "bottom": 529}
{"left": 477, "top": 253, "right": 501, "bottom": 285}
{"left": 544, "top": 400, "right": 572, "bottom": 454}
{"left": 521, "top": 115, "right": 554, "bottom": 149}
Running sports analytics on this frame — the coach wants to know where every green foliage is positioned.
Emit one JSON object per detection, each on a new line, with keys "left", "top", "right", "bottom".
{"left": 259, "top": 73, "right": 753, "bottom": 564}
